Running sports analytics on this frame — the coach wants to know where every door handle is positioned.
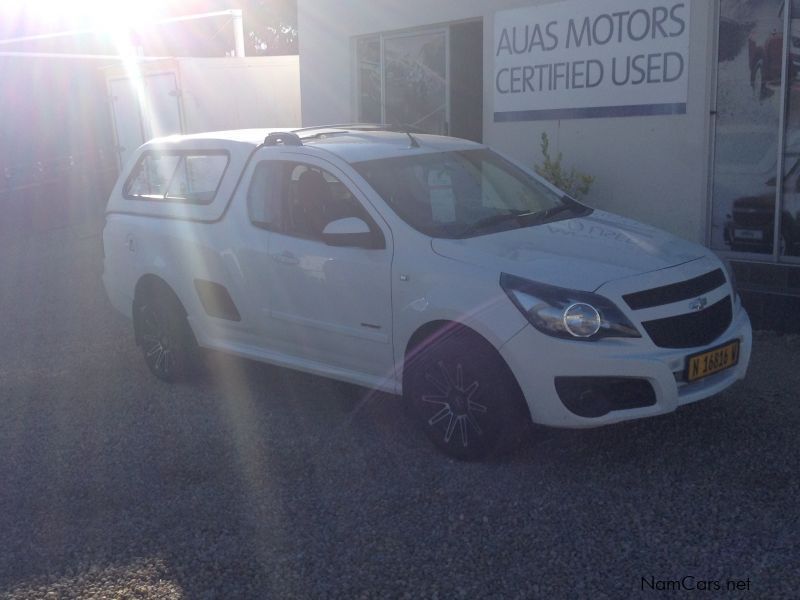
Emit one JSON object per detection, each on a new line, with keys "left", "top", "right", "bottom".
{"left": 271, "top": 251, "right": 299, "bottom": 266}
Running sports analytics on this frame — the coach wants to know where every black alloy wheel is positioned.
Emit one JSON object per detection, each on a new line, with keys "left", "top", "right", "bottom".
{"left": 405, "top": 328, "right": 529, "bottom": 460}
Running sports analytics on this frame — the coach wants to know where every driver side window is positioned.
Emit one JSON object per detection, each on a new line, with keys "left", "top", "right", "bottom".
{"left": 247, "top": 161, "right": 368, "bottom": 240}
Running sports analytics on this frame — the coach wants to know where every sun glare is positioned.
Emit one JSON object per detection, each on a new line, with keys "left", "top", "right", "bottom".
{"left": 1, "top": 1, "right": 223, "bottom": 147}
{"left": 3, "top": 0, "right": 167, "bottom": 34}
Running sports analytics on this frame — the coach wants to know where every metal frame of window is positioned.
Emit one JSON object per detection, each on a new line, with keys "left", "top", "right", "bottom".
{"left": 707, "top": 0, "right": 721, "bottom": 253}
{"left": 774, "top": 1, "right": 793, "bottom": 262}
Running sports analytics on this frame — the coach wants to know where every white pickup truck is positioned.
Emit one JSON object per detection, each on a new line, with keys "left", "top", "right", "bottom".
{"left": 103, "top": 126, "right": 752, "bottom": 460}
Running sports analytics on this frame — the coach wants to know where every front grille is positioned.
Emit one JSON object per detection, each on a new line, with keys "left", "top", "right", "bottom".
{"left": 642, "top": 297, "right": 733, "bottom": 349}
{"left": 623, "top": 269, "right": 726, "bottom": 310}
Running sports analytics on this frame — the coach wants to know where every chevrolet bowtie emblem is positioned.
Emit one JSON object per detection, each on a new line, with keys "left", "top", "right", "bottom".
{"left": 689, "top": 297, "right": 708, "bottom": 312}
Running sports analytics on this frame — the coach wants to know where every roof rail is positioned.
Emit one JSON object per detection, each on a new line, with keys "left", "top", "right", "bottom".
{"left": 263, "top": 132, "right": 303, "bottom": 147}
{"left": 292, "top": 123, "right": 384, "bottom": 134}
{"left": 291, "top": 123, "right": 427, "bottom": 136}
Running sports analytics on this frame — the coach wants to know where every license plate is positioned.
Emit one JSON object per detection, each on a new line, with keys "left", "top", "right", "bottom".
{"left": 734, "top": 229, "right": 764, "bottom": 240}
{"left": 686, "top": 340, "right": 741, "bottom": 383}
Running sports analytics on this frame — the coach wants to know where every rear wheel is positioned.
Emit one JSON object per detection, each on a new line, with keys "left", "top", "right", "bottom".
{"left": 404, "top": 328, "right": 530, "bottom": 460}
{"left": 134, "top": 290, "right": 197, "bottom": 383}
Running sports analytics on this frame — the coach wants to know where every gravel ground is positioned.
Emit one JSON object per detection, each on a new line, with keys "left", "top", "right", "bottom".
{"left": 0, "top": 225, "right": 798, "bottom": 599}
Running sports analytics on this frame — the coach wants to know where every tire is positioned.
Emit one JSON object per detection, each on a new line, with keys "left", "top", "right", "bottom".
{"left": 134, "top": 289, "right": 197, "bottom": 383}
{"left": 404, "top": 327, "right": 530, "bottom": 461}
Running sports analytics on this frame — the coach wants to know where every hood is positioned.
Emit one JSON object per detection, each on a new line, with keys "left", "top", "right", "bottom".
{"left": 733, "top": 194, "right": 776, "bottom": 212}
{"left": 431, "top": 210, "right": 707, "bottom": 291}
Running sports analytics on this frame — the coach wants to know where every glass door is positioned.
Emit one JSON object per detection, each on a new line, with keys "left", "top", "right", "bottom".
{"left": 712, "top": 0, "right": 785, "bottom": 259}
{"left": 713, "top": 0, "right": 800, "bottom": 263}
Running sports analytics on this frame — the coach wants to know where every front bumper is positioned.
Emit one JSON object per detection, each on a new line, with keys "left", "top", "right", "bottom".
{"left": 499, "top": 301, "right": 752, "bottom": 428}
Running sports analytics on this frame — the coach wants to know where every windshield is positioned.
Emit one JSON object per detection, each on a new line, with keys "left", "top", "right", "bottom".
{"left": 352, "top": 149, "right": 587, "bottom": 238}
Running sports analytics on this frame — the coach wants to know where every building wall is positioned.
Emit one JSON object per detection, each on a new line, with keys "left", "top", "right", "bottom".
{"left": 102, "top": 56, "right": 302, "bottom": 169}
{"left": 298, "top": 0, "right": 716, "bottom": 244}
{"left": 178, "top": 56, "right": 301, "bottom": 132}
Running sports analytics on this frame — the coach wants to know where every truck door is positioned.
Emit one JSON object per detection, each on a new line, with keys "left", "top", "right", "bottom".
{"left": 143, "top": 73, "right": 183, "bottom": 139}
{"left": 241, "top": 152, "right": 395, "bottom": 382}
{"left": 108, "top": 78, "right": 145, "bottom": 170}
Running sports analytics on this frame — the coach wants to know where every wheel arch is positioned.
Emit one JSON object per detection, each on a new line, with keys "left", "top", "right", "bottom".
{"left": 132, "top": 274, "right": 190, "bottom": 346}
{"left": 402, "top": 319, "right": 515, "bottom": 388}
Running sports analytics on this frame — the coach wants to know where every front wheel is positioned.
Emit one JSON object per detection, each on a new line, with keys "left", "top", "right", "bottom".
{"left": 404, "top": 328, "right": 530, "bottom": 460}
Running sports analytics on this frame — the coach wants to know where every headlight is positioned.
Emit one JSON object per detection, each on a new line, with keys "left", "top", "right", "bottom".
{"left": 563, "top": 303, "right": 601, "bottom": 338}
{"left": 500, "top": 273, "right": 640, "bottom": 341}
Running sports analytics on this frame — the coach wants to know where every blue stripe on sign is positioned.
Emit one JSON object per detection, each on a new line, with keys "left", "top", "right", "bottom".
{"left": 494, "top": 103, "right": 687, "bottom": 122}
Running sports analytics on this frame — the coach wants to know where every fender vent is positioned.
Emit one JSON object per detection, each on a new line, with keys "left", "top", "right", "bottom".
{"left": 194, "top": 280, "right": 241, "bottom": 322}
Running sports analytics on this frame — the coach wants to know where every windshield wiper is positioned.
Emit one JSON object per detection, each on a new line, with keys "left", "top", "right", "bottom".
{"left": 526, "top": 198, "right": 588, "bottom": 224}
{"left": 457, "top": 199, "right": 588, "bottom": 238}
{"left": 460, "top": 210, "right": 536, "bottom": 236}
{"left": 531, "top": 203, "right": 574, "bottom": 222}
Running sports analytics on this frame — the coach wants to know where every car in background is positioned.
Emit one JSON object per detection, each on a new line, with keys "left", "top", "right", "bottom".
{"left": 725, "top": 154, "right": 800, "bottom": 255}
{"left": 714, "top": 126, "right": 800, "bottom": 255}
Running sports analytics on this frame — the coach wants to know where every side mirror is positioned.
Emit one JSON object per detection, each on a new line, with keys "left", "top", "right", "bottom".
{"left": 321, "top": 217, "right": 384, "bottom": 249}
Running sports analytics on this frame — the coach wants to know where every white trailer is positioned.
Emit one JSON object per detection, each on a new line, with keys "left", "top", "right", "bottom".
{"left": 105, "top": 55, "right": 300, "bottom": 170}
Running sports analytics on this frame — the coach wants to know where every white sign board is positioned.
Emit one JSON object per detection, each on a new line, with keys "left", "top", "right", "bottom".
{"left": 494, "top": 0, "right": 691, "bottom": 122}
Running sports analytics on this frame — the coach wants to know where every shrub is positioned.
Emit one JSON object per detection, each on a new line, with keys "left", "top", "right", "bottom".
{"left": 534, "top": 132, "right": 595, "bottom": 200}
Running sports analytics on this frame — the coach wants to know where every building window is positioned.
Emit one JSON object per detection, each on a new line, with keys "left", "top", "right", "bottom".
{"left": 355, "top": 21, "right": 483, "bottom": 142}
